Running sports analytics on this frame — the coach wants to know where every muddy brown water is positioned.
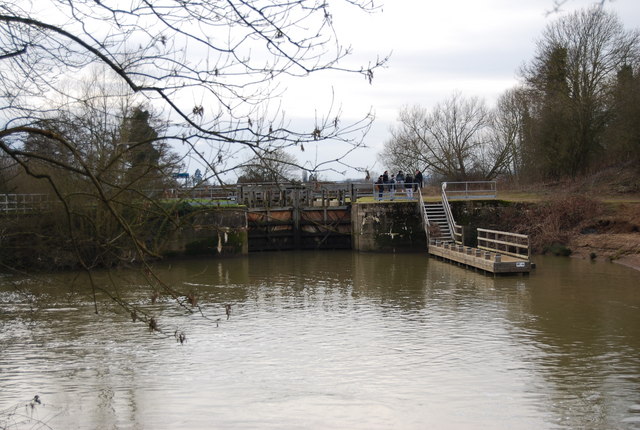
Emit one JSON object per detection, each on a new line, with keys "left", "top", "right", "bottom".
{"left": 1, "top": 251, "right": 639, "bottom": 429}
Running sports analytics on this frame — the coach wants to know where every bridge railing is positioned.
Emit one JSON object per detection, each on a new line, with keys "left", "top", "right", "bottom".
{"left": 477, "top": 228, "right": 530, "bottom": 260}
{"left": 372, "top": 182, "right": 419, "bottom": 201}
{"left": 443, "top": 181, "right": 497, "bottom": 200}
{"left": 0, "top": 194, "right": 50, "bottom": 214}
{"left": 350, "top": 182, "right": 375, "bottom": 201}
{"left": 239, "top": 183, "right": 356, "bottom": 208}
{"left": 161, "top": 182, "right": 377, "bottom": 208}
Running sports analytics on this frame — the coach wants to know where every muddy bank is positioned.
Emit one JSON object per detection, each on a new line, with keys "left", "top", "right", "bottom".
{"left": 565, "top": 201, "right": 640, "bottom": 271}
{"left": 452, "top": 197, "right": 640, "bottom": 272}
{"left": 570, "top": 233, "right": 640, "bottom": 271}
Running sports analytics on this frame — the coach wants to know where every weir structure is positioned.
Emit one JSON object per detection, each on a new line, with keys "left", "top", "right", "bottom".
{"left": 1, "top": 181, "right": 533, "bottom": 273}
{"left": 166, "top": 182, "right": 373, "bottom": 252}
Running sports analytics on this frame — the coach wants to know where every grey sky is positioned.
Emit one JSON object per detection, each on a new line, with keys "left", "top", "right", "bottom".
{"left": 274, "top": 0, "right": 640, "bottom": 180}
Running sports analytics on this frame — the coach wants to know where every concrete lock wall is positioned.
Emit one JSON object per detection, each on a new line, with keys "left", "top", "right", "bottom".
{"left": 160, "top": 208, "right": 249, "bottom": 257}
{"left": 351, "top": 202, "right": 427, "bottom": 252}
{"left": 160, "top": 202, "right": 429, "bottom": 256}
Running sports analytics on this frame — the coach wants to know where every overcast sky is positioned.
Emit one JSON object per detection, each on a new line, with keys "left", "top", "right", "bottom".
{"left": 273, "top": 0, "right": 640, "bottom": 180}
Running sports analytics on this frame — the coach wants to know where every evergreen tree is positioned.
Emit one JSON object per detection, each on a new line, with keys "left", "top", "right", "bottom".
{"left": 119, "top": 107, "right": 175, "bottom": 193}
{"left": 604, "top": 65, "right": 640, "bottom": 168}
{"left": 525, "top": 46, "right": 574, "bottom": 178}
{"left": 522, "top": 7, "right": 639, "bottom": 178}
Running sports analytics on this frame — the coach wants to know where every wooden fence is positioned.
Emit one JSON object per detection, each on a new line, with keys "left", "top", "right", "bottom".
{"left": 477, "top": 228, "right": 530, "bottom": 259}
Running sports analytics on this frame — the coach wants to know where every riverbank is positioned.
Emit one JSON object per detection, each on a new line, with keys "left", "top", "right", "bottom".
{"left": 495, "top": 172, "right": 640, "bottom": 272}
{"left": 570, "top": 231, "right": 640, "bottom": 271}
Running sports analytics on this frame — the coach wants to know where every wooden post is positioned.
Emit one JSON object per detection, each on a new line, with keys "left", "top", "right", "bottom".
{"left": 293, "top": 204, "right": 301, "bottom": 249}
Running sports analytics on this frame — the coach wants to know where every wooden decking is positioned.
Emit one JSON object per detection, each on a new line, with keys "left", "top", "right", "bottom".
{"left": 423, "top": 185, "right": 533, "bottom": 275}
{"left": 428, "top": 241, "right": 532, "bottom": 274}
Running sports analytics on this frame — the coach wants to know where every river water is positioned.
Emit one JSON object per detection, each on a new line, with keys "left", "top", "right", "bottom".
{"left": 1, "top": 251, "right": 639, "bottom": 429}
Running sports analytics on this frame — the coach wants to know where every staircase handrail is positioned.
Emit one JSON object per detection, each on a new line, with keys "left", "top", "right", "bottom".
{"left": 441, "top": 183, "right": 463, "bottom": 244}
{"left": 418, "top": 187, "right": 431, "bottom": 243}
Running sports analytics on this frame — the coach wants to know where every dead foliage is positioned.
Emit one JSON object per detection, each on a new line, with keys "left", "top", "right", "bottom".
{"left": 507, "top": 195, "right": 604, "bottom": 253}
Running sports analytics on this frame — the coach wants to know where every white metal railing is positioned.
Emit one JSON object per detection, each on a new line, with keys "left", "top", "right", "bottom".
{"left": 0, "top": 194, "right": 50, "bottom": 214}
{"left": 440, "top": 184, "right": 463, "bottom": 244}
{"left": 418, "top": 187, "right": 431, "bottom": 243}
{"left": 373, "top": 182, "right": 418, "bottom": 201}
{"left": 443, "top": 181, "right": 497, "bottom": 200}
{"left": 477, "top": 228, "right": 530, "bottom": 259}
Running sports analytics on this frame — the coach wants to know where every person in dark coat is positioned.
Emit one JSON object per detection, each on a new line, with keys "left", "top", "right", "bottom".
{"left": 415, "top": 169, "right": 423, "bottom": 190}
{"left": 405, "top": 173, "right": 414, "bottom": 198}
{"left": 382, "top": 170, "right": 389, "bottom": 193}
{"left": 375, "top": 175, "right": 384, "bottom": 199}
{"left": 396, "top": 170, "right": 404, "bottom": 189}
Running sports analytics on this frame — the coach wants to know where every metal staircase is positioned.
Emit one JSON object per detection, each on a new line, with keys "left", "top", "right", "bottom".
{"left": 418, "top": 183, "right": 463, "bottom": 245}
{"left": 423, "top": 202, "right": 454, "bottom": 242}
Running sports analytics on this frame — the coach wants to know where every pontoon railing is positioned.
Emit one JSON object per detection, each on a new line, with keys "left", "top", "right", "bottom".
{"left": 477, "top": 228, "right": 530, "bottom": 259}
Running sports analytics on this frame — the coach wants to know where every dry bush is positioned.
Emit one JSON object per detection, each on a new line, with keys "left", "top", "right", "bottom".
{"left": 512, "top": 195, "right": 603, "bottom": 253}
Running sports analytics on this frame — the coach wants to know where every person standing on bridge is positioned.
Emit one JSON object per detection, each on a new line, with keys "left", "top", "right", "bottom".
{"left": 396, "top": 170, "right": 404, "bottom": 189}
{"left": 375, "top": 175, "right": 384, "bottom": 199}
{"left": 405, "top": 172, "right": 414, "bottom": 199}
{"left": 415, "top": 169, "right": 423, "bottom": 190}
{"left": 382, "top": 170, "right": 389, "bottom": 195}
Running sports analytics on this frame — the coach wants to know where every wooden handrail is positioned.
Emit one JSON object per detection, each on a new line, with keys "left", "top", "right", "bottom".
{"left": 476, "top": 227, "right": 528, "bottom": 239}
{"left": 477, "top": 228, "right": 530, "bottom": 259}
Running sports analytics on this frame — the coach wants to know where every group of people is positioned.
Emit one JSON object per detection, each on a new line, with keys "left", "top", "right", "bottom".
{"left": 374, "top": 169, "right": 424, "bottom": 199}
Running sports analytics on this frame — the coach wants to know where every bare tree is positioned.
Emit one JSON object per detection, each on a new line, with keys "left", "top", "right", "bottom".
{"left": 0, "top": 0, "right": 386, "bottom": 330}
{"left": 378, "top": 105, "right": 430, "bottom": 174}
{"left": 0, "top": 1, "right": 385, "bottom": 170}
{"left": 237, "top": 148, "right": 299, "bottom": 183}
{"left": 380, "top": 93, "right": 495, "bottom": 180}
{"left": 488, "top": 87, "right": 530, "bottom": 180}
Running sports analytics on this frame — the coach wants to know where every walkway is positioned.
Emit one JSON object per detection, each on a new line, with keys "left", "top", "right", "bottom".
{"left": 420, "top": 182, "right": 532, "bottom": 275}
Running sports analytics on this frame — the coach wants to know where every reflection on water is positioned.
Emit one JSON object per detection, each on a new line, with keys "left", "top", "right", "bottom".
{"left": 1, "top": 252, "right": 639, "bottom": 429}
